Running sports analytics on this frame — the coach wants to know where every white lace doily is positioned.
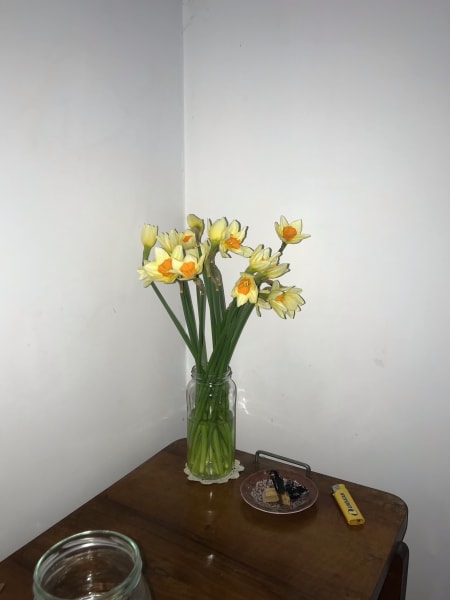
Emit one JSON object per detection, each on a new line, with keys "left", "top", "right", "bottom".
{"left": 184, "top": 460, "right": 244, "bottom": 484}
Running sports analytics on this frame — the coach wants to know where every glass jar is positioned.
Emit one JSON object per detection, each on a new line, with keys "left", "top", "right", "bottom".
{"left": 186, "top": 366, "right": 237, "bottom": 480}
{"left": 33, "top": 530, "right": 152, "bottom": 599}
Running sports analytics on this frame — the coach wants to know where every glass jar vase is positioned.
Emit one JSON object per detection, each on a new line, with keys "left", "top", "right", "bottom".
{"left": 186, "top": 366, "right": 237, "bottom": 481}
{"left": 33, "top": 530, "right": 152, "bottom": 599}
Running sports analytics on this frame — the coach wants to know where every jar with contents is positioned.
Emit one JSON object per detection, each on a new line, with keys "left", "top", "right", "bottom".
{"left": 33, "top": 530, "right": 152, "bottom": 599}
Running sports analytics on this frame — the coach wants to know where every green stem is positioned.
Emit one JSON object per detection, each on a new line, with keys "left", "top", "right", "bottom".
{"left": 196, "top": 283, "right": 207, "bottom": 371}
{"left": 203, "top": 270, "right": 224, "bottom": 346}
{"left": 179, "top": 280, "right": 199, "bottom": 360}
{"left": 207, "top": 300, "right": 256, "bottom": 378}
{"left": 151, "top": 282, "right": 196, "bottom": 359}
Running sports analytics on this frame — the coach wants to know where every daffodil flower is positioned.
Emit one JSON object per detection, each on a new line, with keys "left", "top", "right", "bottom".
{"left": 263, "top": 262, "right": 290, "bottom": 279}
{"left": 219, "top": 220, "right": 253, "bottom": 258}
{"left": 137, "top": 261, "right": 154, "bottom": 287}
{"left": 171, "top": 247, "right": 205, "bottom": 280}
{"left": 248, "top": 244, "right": 276, "bottom": 271}
{"left": 255, "top": 289, "right": 271, "bottom": 316}
{"left": 157, "top": 229, "right": 184, "bottom": 254}
{"left": 142, "top": 246, "right": 179, "bottom": 284}
{"left": 275, "top": 216, "right": 310, "bottom": 245}
{"left": 247, "top": 244, "right": 289, "bottom": 278}
{"left": 180, "top": 229, "right": 198, "bottom": 250}
{"left": 231, "top": 273, "right": 259, "bottom": 306}
{"left": 266, "top": 280, "right": 305, "bottom": 318}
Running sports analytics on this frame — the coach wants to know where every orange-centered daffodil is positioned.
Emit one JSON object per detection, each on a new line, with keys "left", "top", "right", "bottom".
{"left": 141, "top": 246, "right": 179, "bottom": 284}
{"left": 275, "top": 216, "right": 310, "bottom": 245}
{"left": 266, "top": 280, "right": 305, "bottom": 318}
{"left": 219, "top": 220, "right": 253, "bottom": 258}
{"left": 171, "top": 247, "right": 205, "bottom": 281}
{"left": 231, "top": 273, "right": 259, "bottom": 306}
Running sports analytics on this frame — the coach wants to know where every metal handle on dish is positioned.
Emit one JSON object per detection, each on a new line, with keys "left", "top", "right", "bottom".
{"left": 254, "top": 450, "right": 312, "bottom": 478}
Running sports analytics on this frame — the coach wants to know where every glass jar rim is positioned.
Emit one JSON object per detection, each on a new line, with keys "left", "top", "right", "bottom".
{"left": 33, "top": 529, "right": 143, "bottom": 600}
{"left": 190, "top": 366, "right": 232, "bottom": 381}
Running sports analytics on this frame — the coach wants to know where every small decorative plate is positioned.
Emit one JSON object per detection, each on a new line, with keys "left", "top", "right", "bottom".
{"left": 240, "top": 468, "right": 319, "bottom": 514}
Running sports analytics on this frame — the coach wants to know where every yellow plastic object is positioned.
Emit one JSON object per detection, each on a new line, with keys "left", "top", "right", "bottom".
{"left": 331, "top": 484, "right": 365, "bottom": 525}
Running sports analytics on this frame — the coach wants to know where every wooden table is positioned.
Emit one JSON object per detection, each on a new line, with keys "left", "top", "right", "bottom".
{"left": 0, "top": 439, "right": 408, "bottom": 599}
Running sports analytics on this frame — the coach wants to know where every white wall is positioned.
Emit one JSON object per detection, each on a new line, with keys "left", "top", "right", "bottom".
{"left": 183, "top": 1, "right": 450, "bottom": 599}
{"left": 0, "top": 0, "right": 185, "bottom": 560}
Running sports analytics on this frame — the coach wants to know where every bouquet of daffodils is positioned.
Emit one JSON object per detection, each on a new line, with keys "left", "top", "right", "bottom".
{"left": 137, "top": 214, "right": 309, "bottom": 478}
{"left": 138, "top": 214, "right": 309, "bottom": 376}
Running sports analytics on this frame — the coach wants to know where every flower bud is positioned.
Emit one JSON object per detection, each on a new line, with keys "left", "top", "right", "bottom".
{"left": 141, "top": 224, "right": 158, "bottom": 249}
